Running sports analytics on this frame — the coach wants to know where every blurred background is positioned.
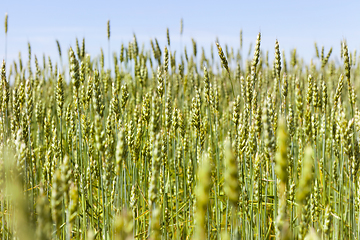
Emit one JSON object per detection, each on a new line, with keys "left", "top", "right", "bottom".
{"left": 0, "top": 0, "right": 359, "bottom": 72}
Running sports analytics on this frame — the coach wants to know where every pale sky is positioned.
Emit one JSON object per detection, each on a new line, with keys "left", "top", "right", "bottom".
{"left": 0, "top": 0, "right": 359, "bottom": 70}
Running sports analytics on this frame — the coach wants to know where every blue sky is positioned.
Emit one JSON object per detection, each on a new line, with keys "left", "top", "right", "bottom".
{"left": 0, "top": 0, "right": 359, "bottom": 70}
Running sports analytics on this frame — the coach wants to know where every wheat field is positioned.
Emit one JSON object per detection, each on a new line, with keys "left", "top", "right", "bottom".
{"left": 0, "top": 16, "right": 360, "bottom": 240}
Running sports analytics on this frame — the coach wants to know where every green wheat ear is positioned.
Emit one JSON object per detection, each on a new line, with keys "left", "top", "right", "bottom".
{"left": 195, "top": 151, "right": 212, "bottom": 240}
{"left": 107, "top": 20, "right": 110, "bottom": 40}
{"left": 216, "top": 41, "right": 235, "bottom": 97}
{"left": 224, "top": 138, "right": 239, "bottom": 206}
{"left": 275, "top": 117, "right": 288, "bottom": 185}
{"left": 56, "top": 39, "right": 62, "bottom": 58}
{"left": 166, "top": 27, "right": 170, "bottom": 46}
{"left": 180, "top": 18, "right": 183, "bottom": 35}
{"left": 297, "top": 145, "right": 314, "bottom": 205}
{"left": 4, "top": 13, "right": 8, "bottom": 34}
{"left": 240, "top": 29, "right": 243, "bottom": 49}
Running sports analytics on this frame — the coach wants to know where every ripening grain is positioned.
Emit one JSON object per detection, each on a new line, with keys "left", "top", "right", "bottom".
{"left": 0, "top": 16, "right": 359, "bottom": 240}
